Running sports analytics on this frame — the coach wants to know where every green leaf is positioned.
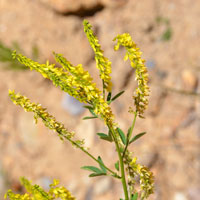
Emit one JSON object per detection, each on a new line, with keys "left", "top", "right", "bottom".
{"left": 82, "top": 116, "right": 98, "bottom": 120}
{"left": 81, "top": 166, "right": 102, "bottom": 174}
{"left": 131, "top": 193, "right": 138, "bottom": 200}
{"left": 115, "top": 161, "right": 119, "bottom": 171}
{"left": 98, "top": 156, "right": 107, "bottom": 173}
{"left": 129, "top": 132, "right": 146, "bottom": 144}
{"left": 88, "top": 108, "right": 97, "bottom": 117}
{"left": 109, "top": 91, "right": 125, "bottom": 103}
{"left": 107, "top": 92, "right": 112, "bottom": 101}
{"left": 89, "top": 172, "right": 106, "bottom": 177}
{"left": 117, "top": 127, "right": 126, "bottom": 145}
{"left": 83, "top": 105, "right": 97, "bottom": 117}
{"left": 83, "top": 105, "right": 94, "bottom": 110}
{"left": 97, "top": 133, "right": 112, "bottom": 142}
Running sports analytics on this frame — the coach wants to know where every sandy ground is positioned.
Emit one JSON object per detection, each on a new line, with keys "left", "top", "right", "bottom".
{"left": 0, "top": 0, "right": 200, "bottom": 199}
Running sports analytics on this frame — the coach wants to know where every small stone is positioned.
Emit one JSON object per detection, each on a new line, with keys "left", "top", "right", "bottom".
{"left": 173, "top": 192, "right": 187, "bottom": 200}
{"left": 62, "top": 94, "right": 85, "bottom": 116}
{"left": 181, "top": 69, "right": 197, "bottom": 90}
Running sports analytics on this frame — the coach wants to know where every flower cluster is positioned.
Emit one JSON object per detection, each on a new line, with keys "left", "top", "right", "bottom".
{"left": 12, "top": 51, "right": 114, "bottom": 125}
{"left": 5, "top": 177, "right": 75, "bottom": 200}
{"left": 114, "top": 33, "right": 150, "bottom": 118}
{"left": 124, "top": 151, "right": 154, "bottom": 199}
{"left": 9, "top": 90, "right": 85, "bottom": 148}
{"left": 12, "top": 51, "right": 101, "bottom": 103}
{"left": 83, "top": 20, "right": 112, "bottom": 92}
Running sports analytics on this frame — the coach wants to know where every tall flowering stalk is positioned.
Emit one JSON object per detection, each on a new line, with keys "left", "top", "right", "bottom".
{"left": 83, "top": 20, "right": 112, "bottom": 95}
{"left": 114, "top": 33, "right": 150, "bottom": 118}
{"left": 5, "top": 20, "right": 154, "bottom": 200}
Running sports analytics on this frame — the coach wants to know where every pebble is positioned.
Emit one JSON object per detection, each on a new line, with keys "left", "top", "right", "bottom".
{"left": 173, "top": 192, "right": 188, "bottom": 200}
{"left": 62, "top": 94, "right": 85, "bottom": 116}
{"left": 181, "top": 69, "right": 197, "bottom": 90}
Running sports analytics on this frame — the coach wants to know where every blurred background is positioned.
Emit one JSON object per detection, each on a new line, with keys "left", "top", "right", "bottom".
{"left": 0, "top": 0, "right": 200, "bottom": 199}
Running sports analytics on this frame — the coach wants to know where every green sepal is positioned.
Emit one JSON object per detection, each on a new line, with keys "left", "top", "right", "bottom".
{"left": 108, "top": 91, "right": 124, "bottom": 104}
{"left": 89, "top": 172, "right": 107, "bottom": 177}
{"left": 114, "top": 161, "right": 119, "bottom": 171}
{"left": 81, "top": 166, "right": 102, "bottom": 174}
{"left": 97, "top": 133, "right": 113, "bottom": 142}
{"left": 129, "top": 132, "right": 146, "bottom": 144}
{"left": 131, "top": 193, "right": 138, "bottom": 200}
{"left": 116, "top": 127, "right": 126, "bottom": 145}
{"left": 107, "top": 92, "right": 112, "bottom": 101}
{"left": 82, "top": 116, "right": 98, "bottom": 120}
{"left": 98, "top": 156, "right": 107, "bottom": 173}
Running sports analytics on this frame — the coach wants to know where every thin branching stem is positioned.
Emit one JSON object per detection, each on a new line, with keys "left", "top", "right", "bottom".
{"left": 64, "top": 135, "right": 120, "bottom": 179}
{"left": 108, "top": 125, "right": 129, "bottom": 200}
{"left": 122, "top": 111, "right": 137, "bottom": 158}
{"left": 39, "top": 114, "right": 120, "bottom": 179}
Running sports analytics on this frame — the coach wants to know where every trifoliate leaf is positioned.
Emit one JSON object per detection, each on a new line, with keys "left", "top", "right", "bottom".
{"left": 129, "top": 132, "right": 146, "bottom": 144}
{"left": 97, "top": 133, "right": 112, "bottom": 142}
{"left": 81, "top": 166, "right": 102, "bottom": 174}
{"left": 98, "top": 156, "right": 107, "bottom": 173}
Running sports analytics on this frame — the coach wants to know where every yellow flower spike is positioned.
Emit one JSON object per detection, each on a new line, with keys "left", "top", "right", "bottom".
{"left": 13, "top": 52, "right": 100, "bottom": 104}
{"left": 8, "top": 90, "right": 85, "bottom": 149}
{"left": 83, "top": 20, "right": 112, "bottom": 92}
{"left": 5, "top": 177, "right": 76, "bottom": 200}
{"left": 113, "top": 33, "right": 150, "bottom": 118}
{"left": 123, "top": 150, "right": 154, "bottom": 199}
{"left": 53, "top": 53, "right": 115, "bottom": 125}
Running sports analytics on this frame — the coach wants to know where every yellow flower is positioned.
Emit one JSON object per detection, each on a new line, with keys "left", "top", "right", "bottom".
{"left": 12, "top": 51, "right": 115, "bottom": 126}
{"left": 124, "top": 151, "right": 154, "bottom": 199}
{"left": 83, "top": 20, "right": 112, "bottom": 92}
{"left": 9, "top": 90, "right": 85, "bottom": 149}
{"left": 113, "top": 33, "right": 150, "bottom": 118}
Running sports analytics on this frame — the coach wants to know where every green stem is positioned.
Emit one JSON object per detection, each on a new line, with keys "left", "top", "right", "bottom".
{"left": 40, "top": 114, "right": 120, "bottom": 179}
{"left": 122, "top": 111, "right": 137, "bottom": 158}
{"left": 65, "top": 136, "right": 120, "bottom": 179}
{"left": 109, "top": 125, "right": 129, "bottom": 200}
